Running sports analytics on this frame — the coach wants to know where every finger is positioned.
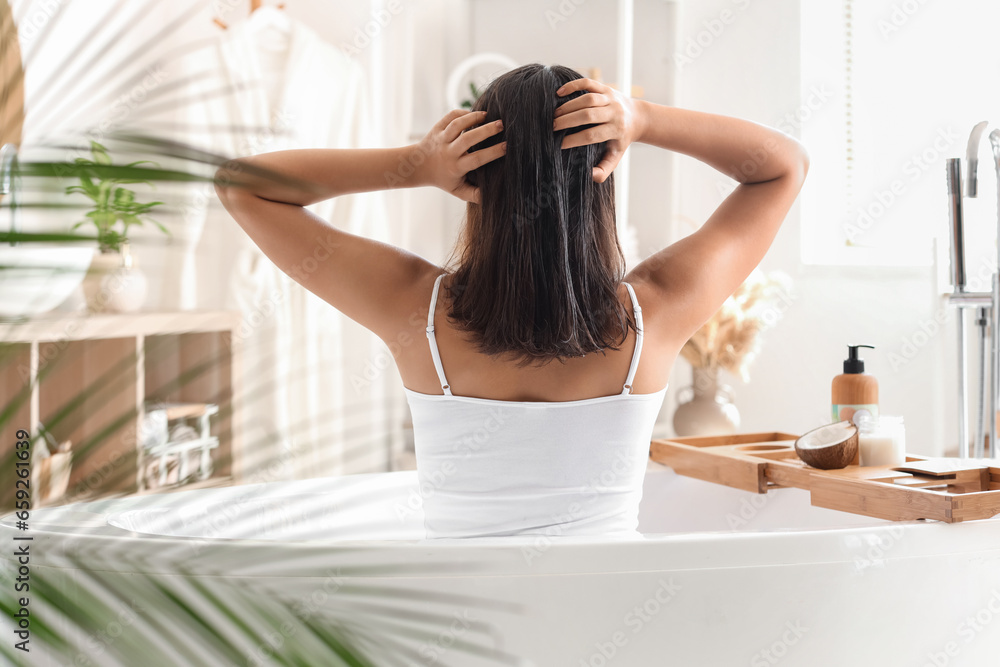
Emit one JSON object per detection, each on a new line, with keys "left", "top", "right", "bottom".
{"left": 452, "top": 182, "right": 481, "bottom": 204}
{"left": 560, "top": 125, "right": 616, "bottom": 150}
{"left": 433, "top": 108, "right": 469, "bottom": 133}
{"left": 553, "top": 106, "right": 615, "bottom": 132}
{"left": 458, "top": 141, "right": 506, "bottom": 172}
{"left": 592, "top": 149, "right": 622, "bottom": 182}
{"left": 553, "top": 92, "right": 609, "bottom": 118}
{"left": 454, "top": 119, "right": 503, "bottom": 154}
{"left": 443, "top": 110, "right": 488, "bottom": 143}
{"left": 555, "top": 77, "right": 612, "bottom": 98}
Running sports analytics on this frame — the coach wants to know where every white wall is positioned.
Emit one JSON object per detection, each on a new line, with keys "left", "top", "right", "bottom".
{"left": 673, "top": 0, "right": 954, "bottom": 455}
{"left": 416, "top": 0, "right": 958, "bottom": 453}
{"left": 20, "top": 0, "right": 964, "bottom": 456}
{"left": 195, "top": 0, "right": 965, "bottom": 457}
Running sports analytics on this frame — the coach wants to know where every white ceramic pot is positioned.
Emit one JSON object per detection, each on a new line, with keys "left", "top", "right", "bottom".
{"left": 672, "top": 366, "right": 741, "bottom": 437}
{"left": 82, "top": 241, "right": 148, "bottom": 314}
{"left": 0, "top": 245, "right": 92, "bottom": 318}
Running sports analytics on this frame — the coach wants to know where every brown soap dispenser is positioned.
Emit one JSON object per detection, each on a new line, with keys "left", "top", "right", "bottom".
{"left": 832, "top": 344, "right": 879, "bottom": 426}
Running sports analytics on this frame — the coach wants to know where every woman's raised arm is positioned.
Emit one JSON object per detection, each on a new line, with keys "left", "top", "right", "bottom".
{"left": 213, "top": 109, "right": 505, "bottom": 341}
{"left": 214, "top": 109, "right": 505, "bottom": 205}
{"left": 554, "top": 78, "right": 809, "bottom": 347}
{"left": 629, "top": 100, "right": 808, "bottom": 345}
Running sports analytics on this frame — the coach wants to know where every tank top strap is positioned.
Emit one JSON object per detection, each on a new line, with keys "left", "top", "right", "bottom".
{"left": 621, "top": 282, "right": 644, "bottom": 395}
{"left": 425, "top": 273, "right": 453, "bottom": 395}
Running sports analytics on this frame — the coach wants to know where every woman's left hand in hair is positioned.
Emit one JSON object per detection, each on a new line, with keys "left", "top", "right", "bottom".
{"left": 553, "top": 78, "right": 646, "bottom": 183}
{"left": 413, "top": 109, "right": 506, "bottom": 204}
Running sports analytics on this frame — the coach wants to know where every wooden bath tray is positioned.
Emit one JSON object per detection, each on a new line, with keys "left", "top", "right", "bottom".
{"left": 649, "top": 432, "right": 1000, "bottom": 523}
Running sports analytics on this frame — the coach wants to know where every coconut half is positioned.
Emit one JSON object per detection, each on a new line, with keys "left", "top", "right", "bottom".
{"left": 794, "top": 420, "right": 859, "bottom": 470}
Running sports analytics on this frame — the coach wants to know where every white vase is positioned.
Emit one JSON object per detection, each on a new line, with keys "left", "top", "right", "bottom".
{"left": 672, "top": 366, "right": 741, "bottom": 437}
{"left": 82, "top": 241, "right": 148, "bottom": 314}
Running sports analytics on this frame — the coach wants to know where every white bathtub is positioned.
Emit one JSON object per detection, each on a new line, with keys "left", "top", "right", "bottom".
{"left": 3, "top": 461, "right": 1000, "bottom": 667}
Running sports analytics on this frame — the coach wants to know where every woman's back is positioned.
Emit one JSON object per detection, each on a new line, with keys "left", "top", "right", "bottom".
{"left": 217, "top": 64, "right": 807, "bottom": 540}
{"left": 403, "top": 273, "right": 668, "bottom": 538}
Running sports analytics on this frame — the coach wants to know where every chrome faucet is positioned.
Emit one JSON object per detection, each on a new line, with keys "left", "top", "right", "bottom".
{"left": 0, "top": 143, "right": 19, "bottom": 246}
{"left": 947, "top": 121, "right": 1000, "bottom": 458}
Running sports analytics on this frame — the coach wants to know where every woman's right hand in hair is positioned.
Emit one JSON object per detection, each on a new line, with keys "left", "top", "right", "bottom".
{"left": 553, "top": 78, "right": 647, "bottom": 183}
{"left": 414, "top": 109, "right": 506, "bottom": 204}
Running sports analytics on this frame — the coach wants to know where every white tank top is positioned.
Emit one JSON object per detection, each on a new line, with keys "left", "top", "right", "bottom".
{"left": 404, "top": 273, "right": 668, "bottom": 539}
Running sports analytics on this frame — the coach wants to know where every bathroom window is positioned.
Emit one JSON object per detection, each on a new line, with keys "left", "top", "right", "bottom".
{"left": 799, "top": 0, "right": 1000, "bottom": 278}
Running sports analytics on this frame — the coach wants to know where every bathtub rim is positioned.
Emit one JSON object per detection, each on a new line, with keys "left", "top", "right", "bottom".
{"left": 6, "top": 466, "right": 1000, "bottom": 579}
{"left": 4, "top": 503, "right": 999, "bottom": 579}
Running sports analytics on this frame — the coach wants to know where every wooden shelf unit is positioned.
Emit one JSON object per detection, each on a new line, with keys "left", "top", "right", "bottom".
{"left": 0, "top": 310, "right": 244, "bottom": 510}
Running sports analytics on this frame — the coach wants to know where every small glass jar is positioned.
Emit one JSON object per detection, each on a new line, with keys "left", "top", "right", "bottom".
{"left": 857, "top": 414, "right": 906, "bottom": 467}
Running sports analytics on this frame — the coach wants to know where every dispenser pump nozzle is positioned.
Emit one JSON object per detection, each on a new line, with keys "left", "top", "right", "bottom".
{"left": 844, "top": 344, "right": 874, "bottom": 374}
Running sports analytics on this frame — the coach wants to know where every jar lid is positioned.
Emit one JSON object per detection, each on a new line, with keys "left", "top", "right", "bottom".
{"left": 857, "top": 414, "right": 904, "bottom": 434}
{"left": 855, "top": 413, "right": 877, "bottom": 433}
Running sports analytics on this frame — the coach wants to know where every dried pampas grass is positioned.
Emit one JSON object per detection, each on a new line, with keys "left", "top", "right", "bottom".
{"left": 680, "top": 269, "right": 793, "bottom": 382}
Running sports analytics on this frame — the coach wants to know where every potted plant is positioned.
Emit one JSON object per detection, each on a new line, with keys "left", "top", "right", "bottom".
{"left": 68, "top": 140, "right": 170, "bottom": 313}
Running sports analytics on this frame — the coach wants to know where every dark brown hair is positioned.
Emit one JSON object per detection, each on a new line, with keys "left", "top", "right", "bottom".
{"left": 443, "top": 63, "right": 636, "bottom": 367}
